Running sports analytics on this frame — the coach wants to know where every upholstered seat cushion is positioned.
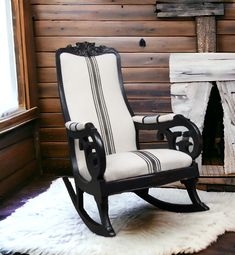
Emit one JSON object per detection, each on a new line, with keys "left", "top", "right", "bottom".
{"left": 79, "top": 149, "right": 192, "bottom": 182}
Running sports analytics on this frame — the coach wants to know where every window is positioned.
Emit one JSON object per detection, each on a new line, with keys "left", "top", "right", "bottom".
{"left": 0, "top": 0, "right": 19, "bottom": 118}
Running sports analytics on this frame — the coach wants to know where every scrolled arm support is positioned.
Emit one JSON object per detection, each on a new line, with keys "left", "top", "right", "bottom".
{"left": 65, "top": 121, "right": 106, "bottom": 181}
{"left": 133, "top": 114, "right": 202, "bottom": 160}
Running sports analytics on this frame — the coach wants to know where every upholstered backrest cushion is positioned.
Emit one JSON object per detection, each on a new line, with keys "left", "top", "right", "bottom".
{"left": 60, "top": 53, "right": 137, "bottom": 157}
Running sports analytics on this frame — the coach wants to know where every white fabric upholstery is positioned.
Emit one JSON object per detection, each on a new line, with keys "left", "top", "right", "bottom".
{"left": 60, "top": 53, "right": 137, "bottom": 177}
{"left": 132, "top": 114, "right": 176, "bottom": 124}
{"left": 60, "top": 53, "right": 137, "bottom": 154}
{"left": 79, "top": 149, "right": 193, "bottom": 182}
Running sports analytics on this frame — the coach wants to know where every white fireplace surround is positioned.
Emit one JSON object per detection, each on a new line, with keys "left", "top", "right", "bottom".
{"left": 170, "top": 53, "right": 235, "bottom": 176}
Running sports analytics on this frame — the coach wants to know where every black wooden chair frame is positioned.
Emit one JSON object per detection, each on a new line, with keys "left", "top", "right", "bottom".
{"left": 56, "top": 42, "right": 209, "bottom": 237}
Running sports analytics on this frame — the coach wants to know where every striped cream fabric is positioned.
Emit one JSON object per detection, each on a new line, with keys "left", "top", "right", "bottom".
{"left": 65, "top": 121, "right": 86, "bottom": 131}
{"left": 79, "top": 149, "right": 192, "bottom": 182}
{"left": 132, "top": 114, "right": 176, "bottom": 124}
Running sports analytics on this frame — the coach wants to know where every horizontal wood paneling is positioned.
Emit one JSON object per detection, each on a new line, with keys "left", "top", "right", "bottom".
{"left": 217, "top": 20, "right": 235, "bottom": 34}
{"left": 32, "top": 5, "right": 157, "bottom": 21}
{"left": 0, "top": 123, "right": 38, "bottom": 199}
{"left": 34, "top": 21, "right": 195, "bottom": 37}
{"left": 0, "top": 160, "right": 37, "bottom": 199}
{"left": 223, "top": 4, "right": 235, "bottom": 19}
{"left": 41, "top": 158, "right": 71, "bottom": 174}
{"left": 218, "top": 35, "right": 235, "bottom": 52}
{"left": 36, "top": 37, "right": 196, "bottom": 53}
{"left": 41, "top": 142, "right": 69, "bottom": 158}
{"left": 0, "top": 138, "right": 35, "bottom": 181}
{"left": 0, "top": 125, "right": 33, "bottom": 150}
{"left": 39, "top": 113, "right": 64, "bottom": 127}
{"left": 36, "top": 52, "right": 170, "bottom": 67}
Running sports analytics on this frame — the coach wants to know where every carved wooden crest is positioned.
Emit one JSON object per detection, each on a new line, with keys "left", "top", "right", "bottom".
{"left": 66, "top": 42, "right": 108, "bottom": 56}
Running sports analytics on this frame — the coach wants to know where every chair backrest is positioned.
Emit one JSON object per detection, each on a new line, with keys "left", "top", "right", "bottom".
{"left": 56, "top": 42, "right": 137, "bottom": 156}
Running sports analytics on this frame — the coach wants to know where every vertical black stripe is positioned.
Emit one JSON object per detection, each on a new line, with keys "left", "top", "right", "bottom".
{"left": 86, "top": 56, "right": 116, "bottom": 155}
{"left": 91, "top": 57, "right": 116, "bottom": 153}
{"left": 86, "top": 57, "right": 109, "bottom": 153}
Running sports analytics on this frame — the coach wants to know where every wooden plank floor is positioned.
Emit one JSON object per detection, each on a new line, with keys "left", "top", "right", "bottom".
{"left": 0, "top": 175, "right": 235, "bottom": 255}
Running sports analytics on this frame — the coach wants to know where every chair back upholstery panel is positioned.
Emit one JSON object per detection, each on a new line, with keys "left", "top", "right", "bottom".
{"left": 59, "top": 49, "right": 137, "bottom": 179}
{"left": 94, "top": 54, "right": 137, "bottom": 153}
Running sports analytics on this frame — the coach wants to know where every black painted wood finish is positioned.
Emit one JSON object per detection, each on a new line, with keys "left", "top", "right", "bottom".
{"left": 56, "top": 42, "right": 209, "bottom": 237}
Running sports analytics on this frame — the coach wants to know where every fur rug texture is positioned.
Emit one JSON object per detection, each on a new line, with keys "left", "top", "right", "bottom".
{"left": 0, "top": 178, "right": 235, "bottom": 255}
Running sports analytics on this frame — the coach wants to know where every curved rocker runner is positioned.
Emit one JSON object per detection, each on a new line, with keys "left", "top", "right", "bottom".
{"left": 56, "top": 42, "right": 209, "bottom": 237}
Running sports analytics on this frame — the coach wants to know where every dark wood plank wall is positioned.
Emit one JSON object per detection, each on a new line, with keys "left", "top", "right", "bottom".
{"left": 217, "top": 3, "right": 235, "bottom": 52}
{"left": 0, "top": 124, "right": 38, "bottom": 201}
{"left": 30, "top": 0, "right": 234, "bottom": 174}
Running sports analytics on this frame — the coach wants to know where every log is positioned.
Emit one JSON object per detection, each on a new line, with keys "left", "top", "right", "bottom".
{"left": 170, "top": 53, "right": 235, "bottom": 83}
{"left": 196, "top": 16, "right": 216, "bottom": 52}
{"left": 156, "top": 3, "right": 224, "bottom": 18}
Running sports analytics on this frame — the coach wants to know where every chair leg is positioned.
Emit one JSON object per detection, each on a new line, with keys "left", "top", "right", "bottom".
{"left": 96, "top": 196, "right": 115, "bottom": 237}
{"left": 135, "top": 178, "right": 209, "bottom": 213}
{"left": 63, "top": 177, "right": 115, "bottom": 237}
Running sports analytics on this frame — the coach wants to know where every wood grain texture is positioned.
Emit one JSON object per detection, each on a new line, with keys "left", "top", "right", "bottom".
{"left": 0, "top": 160, "right": 37, "bottom": 200}
{"left": 39, "top": 113, "right": 64, "bottom": 127}
{"left": 156, "top": 3, "right": 224, "bottom": 18}
{"left": 196, "top": 16, "right": 216, "bottom": 52}
{"left": 0, "top": 124, "right": 33, "bottom": 150}
{"left": 0, "top": 122, "right": 38, "bottom": 199}
{"left": 32, "top": 5, "right": 157, "bottom": 21}
{"left": 0, "top": 138, "right": 35, "bottom": 181}
{"left": 31, "top": 0, "right": 156, "bottom": 5}
{"left": 218, "top": 35, "right": 235, "bottom": 51}
{"left": 36, "top": 37, "right": 196, "bottom": 52}
{"left": 223, "top": 3, "right": 235, "bottom": 19}
{"left": 34, "top": 20, "right": 195, "bottom": 37}
{"left": 217, "top": 20, "right": 235, "bottom": 34}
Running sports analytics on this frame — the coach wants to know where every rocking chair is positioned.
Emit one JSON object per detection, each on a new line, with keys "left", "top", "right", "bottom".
{"left": 55, "top": 42, "right": 209, "bottom": 237}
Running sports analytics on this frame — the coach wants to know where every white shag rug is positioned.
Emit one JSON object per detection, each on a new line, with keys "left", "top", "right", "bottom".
{"left": 0, "top": 179, "right": 235, "bottom": 255}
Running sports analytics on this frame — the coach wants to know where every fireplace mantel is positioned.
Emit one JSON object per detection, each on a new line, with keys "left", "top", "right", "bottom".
{"left": 170, "top": 53, "right": 235, "bottom": 83}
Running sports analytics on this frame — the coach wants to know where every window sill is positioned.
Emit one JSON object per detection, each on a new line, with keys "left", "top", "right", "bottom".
{"left": 0, "top": 107, "right": 39, "bottom": 135}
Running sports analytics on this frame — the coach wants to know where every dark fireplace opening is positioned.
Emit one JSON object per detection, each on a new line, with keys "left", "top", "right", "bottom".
{"left": 202, "top": 83, "right": 224, "bottom": 165}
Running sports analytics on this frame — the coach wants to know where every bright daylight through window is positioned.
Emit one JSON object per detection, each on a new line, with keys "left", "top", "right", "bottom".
{"left": 0, "top": 0, "right": 18, "bottom": 118}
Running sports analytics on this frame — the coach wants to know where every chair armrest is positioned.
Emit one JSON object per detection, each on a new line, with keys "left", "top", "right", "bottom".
{"left": 65, "top": 121, "right": 106, "bottom": 181}
{"left": 65, "top": 121, "right": 86, "bottom": 132}
{"left": 132, "top": 113, "right": 176, "bottom": 124}
{"left": 133, "top": 114, "right": 202, "bottom": 160}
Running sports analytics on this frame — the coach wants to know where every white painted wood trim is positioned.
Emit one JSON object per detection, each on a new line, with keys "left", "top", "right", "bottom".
{"left": 170, "top": 53, "right": 235, "bottom": 83}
